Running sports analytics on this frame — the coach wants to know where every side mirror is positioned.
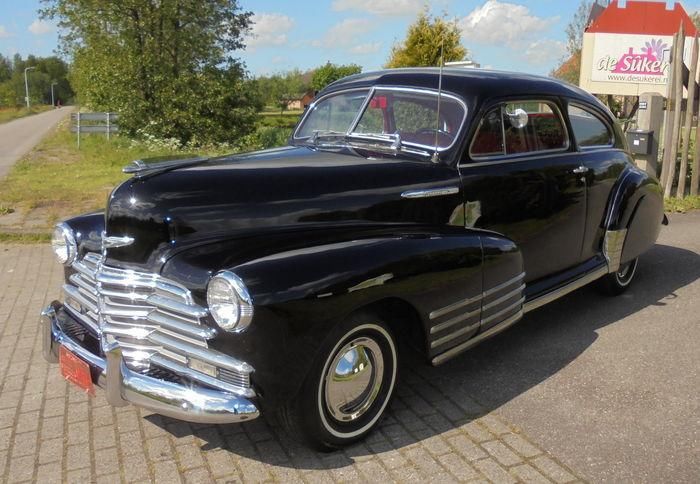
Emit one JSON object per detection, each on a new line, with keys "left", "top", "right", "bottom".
{"left": 508, "top": 108, "right": 529, "bottom": 129}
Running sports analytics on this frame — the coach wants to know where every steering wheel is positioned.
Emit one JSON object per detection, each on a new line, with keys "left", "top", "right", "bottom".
{"left": 416, "top": 128, "right": 454, "bottom": 142}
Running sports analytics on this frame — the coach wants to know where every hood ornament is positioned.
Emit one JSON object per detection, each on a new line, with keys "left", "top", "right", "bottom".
{"left": 101, "top": 232, "right": 135, "bottom": 249}
{"left": 123, "top": 155, "right": 209, "bottom": 178}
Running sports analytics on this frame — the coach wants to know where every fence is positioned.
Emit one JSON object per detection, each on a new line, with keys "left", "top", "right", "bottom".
{"left": 661, "top": 24, "right": 700, "bottom": 199}
{"left": 70, "top": 112, "right": 119, "bottom": 148}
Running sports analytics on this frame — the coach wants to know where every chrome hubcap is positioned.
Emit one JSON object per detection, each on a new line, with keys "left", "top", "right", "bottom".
{"left": 324, "top": 337, "right": 384, "bottom": 423}
{"left": 616, "top": 258, "right": 637, "bottom": 285}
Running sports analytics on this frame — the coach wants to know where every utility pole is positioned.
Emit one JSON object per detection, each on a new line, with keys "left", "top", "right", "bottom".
{"left": 51, "top": 81, "right": 57, "bottom": 107}
{"left": 24, "top": 66, "right": 36, "bottom": 109}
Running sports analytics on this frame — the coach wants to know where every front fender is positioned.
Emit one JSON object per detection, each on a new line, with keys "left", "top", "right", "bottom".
{"left": 162, "top": 231, "right": 485, "bottom": 409}
{"left": 63, "top": 211, "right": 105, "bottom": 256}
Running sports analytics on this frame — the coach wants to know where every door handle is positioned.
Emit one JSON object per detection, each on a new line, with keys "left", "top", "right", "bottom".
{"left": 572, "top": 165, "right": 588, "bottom": 174}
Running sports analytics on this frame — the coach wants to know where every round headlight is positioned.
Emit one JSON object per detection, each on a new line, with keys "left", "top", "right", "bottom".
{"left": 206, "top": 271, "right": 253, "bottom": 332}
{"left": 51, "top": 223, "right": 77, "bottom": 266}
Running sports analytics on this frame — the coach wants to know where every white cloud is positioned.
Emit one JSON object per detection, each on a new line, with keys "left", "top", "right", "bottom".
{"left": 28, "top": 19, "right": 54, "bottom": 35}
{"left": 332, "top": 0, "right": 424, "bottom": 16}
{"left": 312, "top": 18, "right": 376, "bottom": 48}
{"left": 0, "top": 25, "right": 13, "bottom": 38}
{"left": 460, "top": 1, "right": 558, "bottom": 48}
{"left": 524, "top": 39, "right": 566, "bottom": 65}
{"left": 349, "top": 42, "right": 382, "bottom": 55}
{"left": 246, "top": 13, "right": 294, "bottom": 49}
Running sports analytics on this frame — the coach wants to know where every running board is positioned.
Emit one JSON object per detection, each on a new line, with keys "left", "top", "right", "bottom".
{"left": 431, "top": 263, "right": 608, "bottom": 366}
{"left": 523, "top": 264, "right": 608, "bottom": 314}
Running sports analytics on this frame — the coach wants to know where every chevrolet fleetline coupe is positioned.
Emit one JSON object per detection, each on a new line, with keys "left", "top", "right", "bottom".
{"left": 42, "top": 69, "right": 665, "bottom": 450}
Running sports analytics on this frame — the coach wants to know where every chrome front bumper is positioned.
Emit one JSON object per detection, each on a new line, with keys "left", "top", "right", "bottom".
{"left": 40, "top": 302, "right": 260, "bottom": 424}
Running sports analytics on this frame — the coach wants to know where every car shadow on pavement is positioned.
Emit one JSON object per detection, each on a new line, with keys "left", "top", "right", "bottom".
{"left": 145, "top": 243, "right": 699, "bottom": 469}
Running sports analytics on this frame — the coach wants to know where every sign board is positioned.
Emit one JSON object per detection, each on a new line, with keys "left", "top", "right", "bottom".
{"left": 639, "top": 101, "right": 648, "bottom": 110}
{"left": 581, "top": 32, "right": 694, "bottom": 96}
{"left": 70, "top": 112, "right": 120, "bottom": 148}
{"left": 590, "top": 33, "right": 694, "bottom": 85}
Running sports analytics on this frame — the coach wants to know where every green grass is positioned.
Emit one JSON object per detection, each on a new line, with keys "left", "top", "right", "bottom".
{"left": 0, "top": 232, "right": 51, "bottom": 243}
{"left": 0, "top": 122, "right": 211, "bottom": 229}
{"left": 0, "top": 105, "right": 54, "bottom": 124}
{"left": 665, "top": 195, "right": 700, "bottom": 213}
{"left": 256, "top": 111, "right": 303, "bottom": 129}
{"left": 0, "top": 112, "right": 298, "bottom": 236}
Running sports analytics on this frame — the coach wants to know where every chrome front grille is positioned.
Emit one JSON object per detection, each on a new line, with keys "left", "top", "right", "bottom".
{"left": 62, "top": 252, "right": 253, "bottom": 397}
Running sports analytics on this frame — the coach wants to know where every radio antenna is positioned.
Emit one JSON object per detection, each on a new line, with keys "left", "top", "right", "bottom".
{"left": 431, "top": 36, "right": 445, "bottom": 164}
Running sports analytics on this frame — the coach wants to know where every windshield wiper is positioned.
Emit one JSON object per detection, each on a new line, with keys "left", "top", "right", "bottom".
{"left": 307, "top": 130, "right": 431, "bottom": 158}
{"left": 309, "top": 130, "right": 347, "bottom": 146}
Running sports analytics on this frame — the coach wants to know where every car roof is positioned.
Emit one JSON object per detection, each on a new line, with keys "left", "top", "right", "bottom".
{"left": 321, "top": 68, "right": 608, "bottom": 114}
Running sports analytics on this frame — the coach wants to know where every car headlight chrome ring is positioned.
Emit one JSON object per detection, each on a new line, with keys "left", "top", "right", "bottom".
{"left": 51, "top": 223, "right": 78, "bottom": 266}
{"left": 206, "top": 271, "right": 254, "bottom": 332}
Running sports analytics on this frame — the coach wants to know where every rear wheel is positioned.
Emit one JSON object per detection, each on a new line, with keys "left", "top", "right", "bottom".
{"left": 597, "top": 258, "right": 638, "bottom": 296}
{"left": 279, "top": 312, "right": 397, "bottom": 450}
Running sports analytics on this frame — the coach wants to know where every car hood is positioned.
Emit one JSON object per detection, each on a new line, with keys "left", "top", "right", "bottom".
{"left": 103, "top": 145, "right": 457, "bottom": 270}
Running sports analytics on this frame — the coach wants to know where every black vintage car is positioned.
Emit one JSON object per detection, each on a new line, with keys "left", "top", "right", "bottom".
{"left": 42, "top": 68, "right": 665, "bottom": 450}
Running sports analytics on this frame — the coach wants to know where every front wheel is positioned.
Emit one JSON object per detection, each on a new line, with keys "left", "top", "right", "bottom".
{"left": 597, "top": 258, "right": 639, "bottom": 296}
{"left": 279, "top": 312, "right": 398, "bottom": 450}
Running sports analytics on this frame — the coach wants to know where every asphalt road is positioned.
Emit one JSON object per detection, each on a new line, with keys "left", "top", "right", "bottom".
{"left": 0, "top": 107, "right": 73, "bottom": 179}
{"left": 424, "top": 211, "right": 700, "bottom": 482}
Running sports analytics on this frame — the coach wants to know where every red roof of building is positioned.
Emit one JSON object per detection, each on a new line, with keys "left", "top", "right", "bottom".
{"left": 586, "top": 1, "right": 698, "bottom": 36}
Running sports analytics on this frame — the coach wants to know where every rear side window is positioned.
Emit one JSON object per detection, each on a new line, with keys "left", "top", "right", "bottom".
{"left": 568, "top": 105, "right": 613, "bottom": 148}
{"left": 470, "top": 101, "right": 568, "bottom": 159}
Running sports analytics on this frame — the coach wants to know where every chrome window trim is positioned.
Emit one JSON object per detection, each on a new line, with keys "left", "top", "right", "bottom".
{"left": 293, "top": 85, "right": 469, "bottom": 154}
{"left": 468, "top": 99, "right": 570, "bottom": 162}
{"left": 458, "top": 147, "right": 628, "bottom": 169}
{"left": 567, "top": 102, "right": 615, "bottom": 150}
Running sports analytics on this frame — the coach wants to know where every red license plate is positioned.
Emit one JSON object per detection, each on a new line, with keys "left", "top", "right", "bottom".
{"left": 59, "top": 346, "right": 95, "bottom": 396}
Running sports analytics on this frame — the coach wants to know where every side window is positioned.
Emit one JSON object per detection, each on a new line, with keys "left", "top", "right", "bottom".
{"left": 568, "top": 104, "right": 613, "bottom": 148}
{"left": 470, "top": 107, "right": 504, "bottom": 157}
{"left": 470, "top": 101, "right": 568, "bottom": 159}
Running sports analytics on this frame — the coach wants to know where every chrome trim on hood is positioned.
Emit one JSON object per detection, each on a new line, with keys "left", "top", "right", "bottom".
{"left": 123, "top": 155, "right": 209, "bottom": 178}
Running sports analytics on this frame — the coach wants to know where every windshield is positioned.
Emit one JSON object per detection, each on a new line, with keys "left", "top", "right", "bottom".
{"left": 294, "top": 90, "right": 370, "bottom": 139}
{"left": 294, "top": 88, "right": 466, "bottom": 152}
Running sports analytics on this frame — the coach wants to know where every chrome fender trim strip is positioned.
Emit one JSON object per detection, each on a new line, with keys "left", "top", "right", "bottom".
{"left": 401, "top": 186, "right": 460, "bottom": 199}
{"left": 432, "top": 309, "right": 524, "bottom": 365}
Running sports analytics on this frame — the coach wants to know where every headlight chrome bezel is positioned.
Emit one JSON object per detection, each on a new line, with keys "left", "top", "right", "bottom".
{"left": 51, "top": 223, "right": 78, "bottom": 266}
{"left": 206, "top": 271, "right": 254, "bottom": 332}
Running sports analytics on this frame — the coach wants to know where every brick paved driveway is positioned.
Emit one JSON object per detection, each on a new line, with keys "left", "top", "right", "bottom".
{"left": 0, "top": 213, "right": 697, "bottom": 483}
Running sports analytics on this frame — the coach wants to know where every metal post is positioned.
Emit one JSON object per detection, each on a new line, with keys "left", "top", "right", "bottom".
{"left": 106, "top": 112, "right": 110, "bottom": 141}
{"left": 51, "top": 82, "right": 57, "bottom": 107}
{"left": 24, "top": 66, "right": 35, "bottom": 109}
{"left": 77, "top": 113, "right": 81, "bottom": 150}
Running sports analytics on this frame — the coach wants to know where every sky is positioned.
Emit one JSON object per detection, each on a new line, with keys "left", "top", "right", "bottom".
{"left": 2, "top": 0, "right": 700, "bottom": 77}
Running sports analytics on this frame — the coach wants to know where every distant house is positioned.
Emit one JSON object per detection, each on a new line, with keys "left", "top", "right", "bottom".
{"left": 285, "top": 91, "right": 315, "bottom": 111}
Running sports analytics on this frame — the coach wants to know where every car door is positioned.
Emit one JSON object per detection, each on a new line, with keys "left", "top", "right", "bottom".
{"left": 459, "top": 99, "right": 587, "bottom": 285}
{"left": 566, "top": 101, "right": 630, "bottom": 261}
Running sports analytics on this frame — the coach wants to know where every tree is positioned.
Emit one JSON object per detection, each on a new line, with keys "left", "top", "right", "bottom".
{"left": 0, "top": 54, "right": 73, "bottom": 107}
{"left": 0, "top": 55, "right": 11, "bottom": 83}
{"left": 385, "top": 11, "right": 467, "bottom": 68}
{"left": 41, "top": 0, "right": 258, "bottom": 146}
{"left": 311, "top": 62, "right": 362, "bottom": 92}
{"left": 552, "top": 0, "right": 593, "bottom": 84}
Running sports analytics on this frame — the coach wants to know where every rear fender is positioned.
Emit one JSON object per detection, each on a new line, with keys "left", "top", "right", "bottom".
{"left": 603, "top": 166, "right": 664, "bottom": 270}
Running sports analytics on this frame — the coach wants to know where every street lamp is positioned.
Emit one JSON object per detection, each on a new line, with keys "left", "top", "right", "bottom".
{"left": 24, "top": 66, "right": 36, "bottom": 109}
{"left": 51, "top": 81, "right": 58, "bottom": 108}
